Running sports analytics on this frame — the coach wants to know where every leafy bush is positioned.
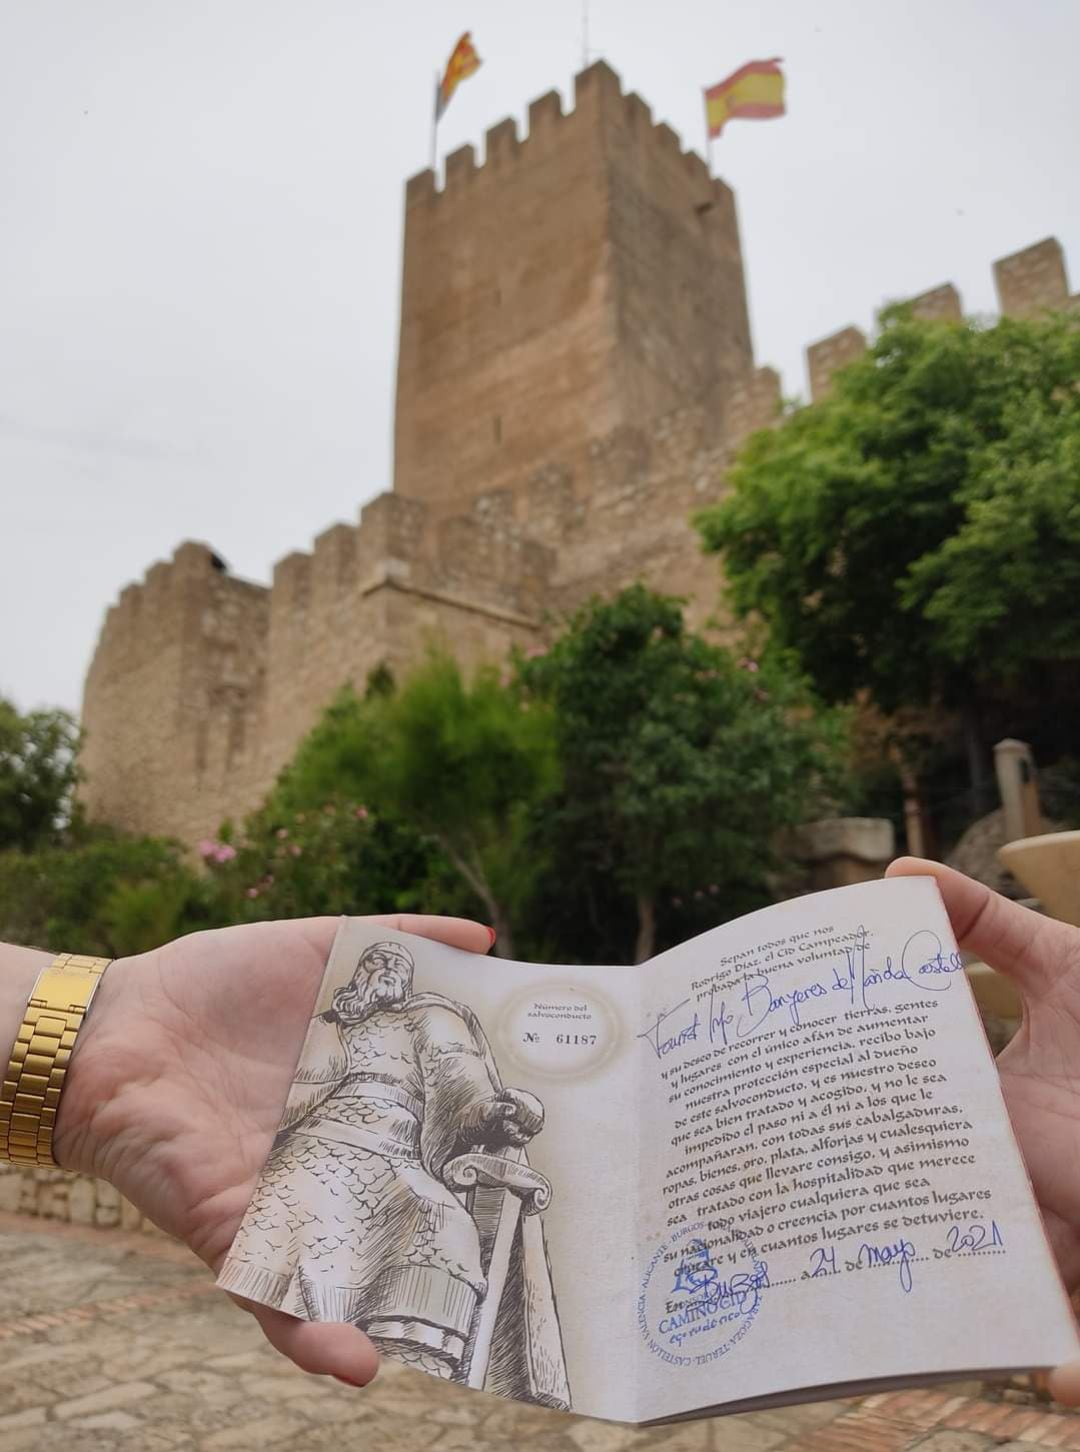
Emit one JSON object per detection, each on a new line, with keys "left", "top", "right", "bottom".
{"left": 0, "top": 826, "right": 202, "bottom": 956}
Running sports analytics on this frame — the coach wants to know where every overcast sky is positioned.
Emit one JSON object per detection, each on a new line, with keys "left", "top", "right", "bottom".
{"left": 3, "top": 0, "right": 1078, "bottom": 715}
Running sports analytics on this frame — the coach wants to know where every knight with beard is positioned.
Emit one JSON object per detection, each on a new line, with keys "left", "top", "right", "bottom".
{"left": 218, "top": 940, "right": 546, "bottom": 1379}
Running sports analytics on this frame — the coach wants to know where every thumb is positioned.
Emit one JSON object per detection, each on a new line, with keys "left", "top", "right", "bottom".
{"left": 232, "top": 1293, "right": 380, "bottom": 1385}
{"left": 1048, "top": 1358, "right": 1080, "bottom": 1408}
{"left": 886, "top": 856, "right": 1080, "bottom": 998}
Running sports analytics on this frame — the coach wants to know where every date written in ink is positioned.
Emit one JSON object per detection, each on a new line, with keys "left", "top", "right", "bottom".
{"left": 805, "top": 1247, "right": 838, "bottom": 1277}
{"left": 936, "top": 1221, "right": 1004, "bottom": 1256}
{"left": 803, "top": 1240, "right": 916, "bottom": 1292}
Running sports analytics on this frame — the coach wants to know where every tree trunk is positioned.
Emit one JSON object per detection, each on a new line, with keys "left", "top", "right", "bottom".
{"left": 892, "top": 752, "right": 927, "bottom": 858}
{"left": 490, "top": 907, "right": 516, "bottom": 962}
{"left": 634, "top": 890, "right": 656, "bottom": 964}
{"left": 440, "top": 837, "right": 516, "bottom": 959}
{"left": 963, "top": 700, "right": 992, "bottom": 822}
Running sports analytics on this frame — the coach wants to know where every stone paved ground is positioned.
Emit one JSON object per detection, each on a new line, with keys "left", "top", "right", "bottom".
{"left": 0, "top": 1212, "right": 1077, "bottom": 1452}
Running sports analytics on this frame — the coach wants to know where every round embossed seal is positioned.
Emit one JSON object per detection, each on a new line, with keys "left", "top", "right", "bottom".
{"left": 497, "top": 983, "right": 621, "bottom": 1082}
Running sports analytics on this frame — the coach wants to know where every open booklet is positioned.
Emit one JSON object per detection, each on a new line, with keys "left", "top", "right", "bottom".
{"left": 218, "top": 876, "right": 1079, "bottom": 1425}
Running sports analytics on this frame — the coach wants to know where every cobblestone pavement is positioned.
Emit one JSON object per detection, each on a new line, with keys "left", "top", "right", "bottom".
{"left": 0, "top": 1212, "right": 1078, "bottom": 1451}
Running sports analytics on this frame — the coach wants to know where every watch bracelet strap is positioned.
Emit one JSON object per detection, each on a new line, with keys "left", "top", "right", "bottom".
{"left": 0, "top": 953, "right": 112, "bottom": 1168}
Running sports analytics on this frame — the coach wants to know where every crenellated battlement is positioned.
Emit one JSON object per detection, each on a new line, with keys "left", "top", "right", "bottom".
{"left": 405, "top": 59, "right": 720, "bottom": 212}
{"left": 908, "top": 284, "right": 962, "bottom": 324}
{"left": 993, "top": 237, "right": 1076, "bottom": 318}
{"left": 526, "top": 89, "right": 562, "bottom": 136}
{"left": 272, "top": 549, "right": 312, "bottom": 609}
{"left": 484, "top": 116, "right": 519, "bottom": 166}
{"left": 395, "top": 59, "right": 750, "bottom": 508}
{"left": 88, "top": 542, "right": 261, "bottom": 675}
{"left": 806, "top": 237, "right": 1078, "bottom": 400}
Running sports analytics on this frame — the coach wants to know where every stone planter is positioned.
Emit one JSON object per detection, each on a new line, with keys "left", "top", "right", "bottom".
{"left": 784, "top": 817, "right": 896, "bottom": 893}
{"left": 998, "top": 829, "right": 1080, "bottom": 927}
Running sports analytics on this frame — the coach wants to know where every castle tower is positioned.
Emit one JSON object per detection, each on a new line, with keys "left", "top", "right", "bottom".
{"left": 393, "top": 61, "right": 755, "bottom": 507}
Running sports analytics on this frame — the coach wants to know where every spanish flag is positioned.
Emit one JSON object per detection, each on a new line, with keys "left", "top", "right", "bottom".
{"left": 704, "top": 58, "right": 785, "bottom": 139}
{"left": 436, "top": 33, "right": 482, "bottom": 121}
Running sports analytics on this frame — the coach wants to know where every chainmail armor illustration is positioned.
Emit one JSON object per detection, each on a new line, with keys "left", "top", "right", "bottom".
{"left": 219, "top": 939, "right": 570, "bottom": 1408}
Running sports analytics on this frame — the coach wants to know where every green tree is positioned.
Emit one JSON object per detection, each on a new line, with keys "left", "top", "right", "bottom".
{"left": 196, "top": 793, "right": 467, "bottom": 926}
{"left": 0, "top": 825, "right": 202, "bottom": 957}
{"left": 279, "top": 661, "right": 559, "bottom": 957}
{"left": 696, "top": 310, "right": 1080, "bottom": 809}
{"left": 0, "top": 698, "right": 80, "bottom": 851}
{"left": 517, "top": 586, "right": 844, "bottom": 962}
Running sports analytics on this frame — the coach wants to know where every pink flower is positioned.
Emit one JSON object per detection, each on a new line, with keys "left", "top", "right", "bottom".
{"left": 354, "top": 806, "right": 369, "bottom": 820}
{"left": 290, "top": 844, "right": 302, "bottom": 857}
{"left": 738, "top": 657, "right": 760, "bottom": 673}
{"left": 197, "top": 839, "right": 217, "bottom": 859}
{"left": 276, "top": 827, "right": 289, "bottom": 840}
{"left": 708, "top": 884, "right": 719, "bottom": 895}
{"left": 246, "top": 887, "right": 259, "bottom": 899}
{"left": 213, "top": 844, "right": 237, "bottom": 863}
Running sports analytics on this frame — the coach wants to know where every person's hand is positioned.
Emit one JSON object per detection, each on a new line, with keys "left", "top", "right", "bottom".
{"left": 887, "top": 858, "right": 1080, "bottom": 1404}
{"left": 51, "top": 913, "right": 493, "bottom": 1388}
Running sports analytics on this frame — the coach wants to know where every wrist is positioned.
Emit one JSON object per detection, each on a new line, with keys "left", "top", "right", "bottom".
{"left": 0, "top": 944, "right": 106, "bottom": 1170}
{"left": 50, "top": 952, "right": 144, "bottom": 1179}
{"left": 0, "top": 944, "right": 53, "bottom": 1036}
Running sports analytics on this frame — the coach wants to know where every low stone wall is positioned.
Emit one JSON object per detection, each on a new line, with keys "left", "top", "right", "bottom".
{"left": 0, "top": 1163, "right": 158, "bottom": 1233}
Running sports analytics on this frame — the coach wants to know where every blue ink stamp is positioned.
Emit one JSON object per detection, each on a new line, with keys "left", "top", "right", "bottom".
{"left": 637, "top": 1219, "right": 767, "bottom": 1368}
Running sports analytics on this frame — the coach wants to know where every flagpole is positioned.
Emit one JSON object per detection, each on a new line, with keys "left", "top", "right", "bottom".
{"left": 431, "top": 70, "right": 439, "bottom": 175}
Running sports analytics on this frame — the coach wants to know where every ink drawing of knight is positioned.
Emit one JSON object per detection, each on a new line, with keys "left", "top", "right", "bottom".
{"left": 219, "top": 938, "right": 570, "bottom": 1409}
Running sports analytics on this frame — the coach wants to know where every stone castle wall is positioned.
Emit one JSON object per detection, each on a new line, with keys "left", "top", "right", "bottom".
{"left": 79, "top": 400, "right": 764, "bottom": 845}
{"left": 78, "top": 58, "right": 1077, "bottom": 848}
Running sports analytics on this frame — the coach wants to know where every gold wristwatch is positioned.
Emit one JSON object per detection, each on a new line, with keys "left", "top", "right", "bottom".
{"left": 0, "top": 953, "right": 112, "bottom": 1167}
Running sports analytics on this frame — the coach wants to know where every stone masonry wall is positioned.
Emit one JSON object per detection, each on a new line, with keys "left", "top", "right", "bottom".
{"left": 0, "top": 1164, "right": 158, "bottom": 1234}
{"left": 80, "top": 543, "right": 271, "bottom": 844}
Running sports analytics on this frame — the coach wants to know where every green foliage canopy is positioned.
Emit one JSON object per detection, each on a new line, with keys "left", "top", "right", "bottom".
{"left": 0, "top": 698, "right": 80, "bottom": 851}
{"left": 200, "top": 793, "right": 465, "bottom": 926}
{"left": 0, "top": 826, "right": 200, "bottom": 957}
{"left": 697, "top": 311, "right": 1080, "bottom": 715}
{"left": 517, "top": 586, "right": 844, "bottom": 961}
{"left": 279, "top": 657, "right": 559, "bottom": 956}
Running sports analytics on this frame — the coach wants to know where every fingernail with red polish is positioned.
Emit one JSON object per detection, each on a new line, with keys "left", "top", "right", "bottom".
{"left": 334, "top": 1375, "right": 365, "bottom": 1388}
{"left": 485, "top": 927, "right": 497, "bottom": 949}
